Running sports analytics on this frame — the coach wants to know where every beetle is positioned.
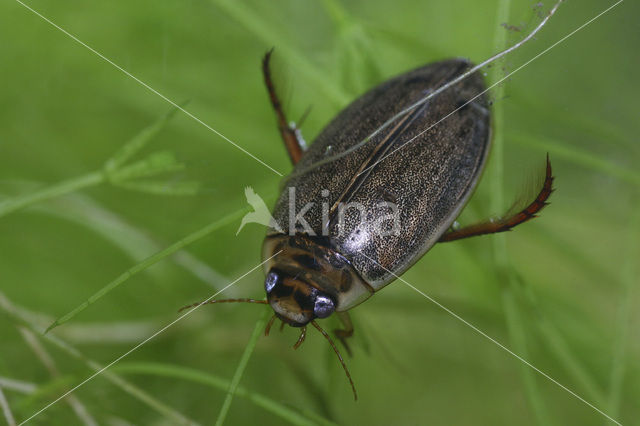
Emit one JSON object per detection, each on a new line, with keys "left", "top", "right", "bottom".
{"left": 184, "top": 52, "right": 553, "bottom": 400}
{"left": 263, "top": 51, "right": 551, "bottom": 394}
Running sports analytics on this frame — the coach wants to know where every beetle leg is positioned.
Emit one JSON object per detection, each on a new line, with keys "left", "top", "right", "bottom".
{"left": 293, "top": 326, "right": 307, "bottom": 349}
{"left": 264, "top": 314, "right": 277, "bottom": 336}
{"left": 334, "top": 311, "right": 355, "bottom": 357}
{"left": 262, "top": 49, "right": 305, "bottom": 165}
{"left": 439, "top": 154, "right": 554, "bottom": 243}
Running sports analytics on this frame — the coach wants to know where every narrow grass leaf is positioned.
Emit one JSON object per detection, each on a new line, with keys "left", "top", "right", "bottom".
{"left": 12, "top": 376, "right": 75, "bottom": 414}
{"left": 0, "top": 106, "right": 183, "bottom": 220}
{"left": 512, "top": 88, "right": 638, "bottom": 154}
{"left": 502, "top": 288, "right": 554, "bottom": 426}
{"left": 488, "top": 1, "right": 554, "bottom": 422}
{"left": 46, "top": 203, "right": 252, "bottom": 332}
{"left": 215, "top": 310, "right": 269, "bottom": 426}
{"left": 4, "top": 185, "right": 231, "bottom": 291}
{"left": 0, "top": 292, "right": 199, "bottom": 425}
{"left": 213, "top": 0, "right": 351, "bottom": 107}
{"left": 0, "top": 171, "right": 104, "bottom": 219}
{"left": 510, "top": 133, "right": 640, "bottom": 187}
{"left": 606, "top": 205, "right": 640, "bottom": 417}
{"left": 113, "top": 362, "right": 334, "bottom": 426}
{"left": 514, "top": 273, "right": 607, "bottom": 408}
{"left": 19, "top": 326, "right": 99, "bottom": 426}
{"left": 113, "top": 180, "right": 201, "bottom": 196}
{"left": 104, "top": 105, "right": 183, "bottom": 173}
{"left": 108, "top": 151, "right": 184, "bottom": 182}
{"left": 0, "top": 386, "right": 17, "bottom": 426}
{"left": 321, "top": 0, "right": 381, "bottom": 94}
{"left": 0, "top": 377, "right": 36, "bottom": 395}
{"left": 535, "top": 313, "right": 607, "bottom": 406}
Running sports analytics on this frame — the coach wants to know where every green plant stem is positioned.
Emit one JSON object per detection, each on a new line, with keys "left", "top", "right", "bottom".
{"left": 489, "top": 1, "right": 552, "bottom": 423}
{"left": 213, "top": 0, "right": 350, "bottom": 107}
{"left": 114, "top": 362, "right": 335, "bottom": 426}
{"left": 606, "top": 204, "right": 640, "bottom": 420}
{"left": 513, "top": 274, "right": 607, "bottom": 407}
{"left": 512, "top": 87, "right": 638, "bottom": 155}
{"left": 489, "top": 0, "right": 508, "bottom": 219}
{"left": 0, "top": 377, "right": 36, "bottom": 395}
{"left": 0, "top": 171, "right": 104, "bottom": 219}
{"left": 1, "top": 183, "right": 231, "bottom": 292}
{"left": 541, "top": 321, "right": 607, "bottom": 404}
{"left": 215, "top": 310, "right": 270, "bottom": 426}
{"left": 502, "top": 288, "right": 554, "bottom": 426}
{"left": 18, "top": 327, "right": 98, "bottom": 426}
{"left": 0, "top": 106, "right": 186, "bottom": 220}
{"left": 511, "top": 132, "right": 640, "bottom": 188}
{"left": 46, "top": 203, "right": 252, "bottom": 332}
{"left": 0, "top": 385, "right": 16, "bottom": 426}
{"left": 0, "top": 291, "right": 198, "bottom": 425}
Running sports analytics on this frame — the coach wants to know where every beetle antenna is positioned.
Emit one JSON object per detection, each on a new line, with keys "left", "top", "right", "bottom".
{"left": 178, "top": 298, "right": 267, "bottom": 313}
{"left": 293, "top": 326, "right": 307, "bottom": 349}
{"left": 311, "top": 320, "right": 358, "bottom": 401}
{"left": 264, "top": 314, "right": 277, "bottom": 336}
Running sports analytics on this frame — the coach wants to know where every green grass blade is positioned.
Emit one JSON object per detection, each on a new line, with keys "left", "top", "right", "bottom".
{"left": 18, "top": 326, "right": 98, "bottom": 426}
{"left": 113, "top": 362, "right": 334, "bottom": 426}
{"left": 2, "top": 184, "right": 230, "bottom": 291}
{"left": 488, "top": 0, "right": 509, "bottom": 218}
{"left": 108, "top": 151, "right": 185, "bottom": 182}
{"left": 59, "top": 193, "right": 230, "bottom": 290}
{"left": 606, "top": 205, "right": 640, "bottom": 418}
{"left": 215, "top": 310, "right": 270, "bottom": 426}
{"left": 514, "top": 273, "right": 607, "bottom": 406}
{"left": 0, "top": 105, "right": 182, "bottom": 221}
{"left": 11, "top": 376, "right": 75, "bottom": 414}
{"left": 512, "top": 88, "right": 638, "bottom": 154}
{"left": 0, "top": 377, "right": 36, "bottom": 395}
{"left": 103, "top": 105, "right": 182, "bottom": 173}
{"left": 113, "top": 180, "right": 201, "bottom": 196}
{"left": 0, "top": 385, "right": 16, "bottom": 426}
{"left": 488, "top": 1, "right": 553, "bottom": 423}
{"left": 0, "top": 171, "right": 104, "bottom": 219}
{"left": 510, "top": 132, "right": 640, "bottom": 187}
{"left": 534, "top": 313, "right": 607, "bottom": 406}
{"left": 213, "top": 0, "right": 351, "bottom": 107}
{"left": 45, "top": 204, "right": 251, "bottom": 332}
{"left": 0, "top": 291, "right": 199, "bottom": 425}
{"left": 502, "top": 287, "right": 555, "bottom": 426}
{"left": 511, "top": 270, "right": 608, "bottom": 409}
{"left": 321, "top": 0, "right": 382, "bottom": 94}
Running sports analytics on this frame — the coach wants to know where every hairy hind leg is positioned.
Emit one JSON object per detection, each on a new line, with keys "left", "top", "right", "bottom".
{"left": 439, "top": 154, "right": 554, "bottom": 242}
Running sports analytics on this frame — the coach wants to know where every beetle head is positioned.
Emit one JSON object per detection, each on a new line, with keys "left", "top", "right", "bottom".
{"left": 264, "top": 268, "right": 336, "bottom": 327}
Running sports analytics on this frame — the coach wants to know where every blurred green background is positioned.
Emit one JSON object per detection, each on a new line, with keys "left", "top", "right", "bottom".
{"left": 0, "top": 0, "right": 638, "bottom": 424}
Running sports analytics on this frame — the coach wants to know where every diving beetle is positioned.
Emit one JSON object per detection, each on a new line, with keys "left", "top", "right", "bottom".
{"left": 184, "top": 52, "right": 553, "bottom": 400}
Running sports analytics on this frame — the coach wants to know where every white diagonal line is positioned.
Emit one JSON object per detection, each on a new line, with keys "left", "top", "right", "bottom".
{"left": 359, "top": 252, "right": 622, "bottom": 425}
{"left": 18, "top": 252, "right": 280, "bottom": 425}
{"left": 13, "top": 0, "right": 283, "bottom": 177}
{"left": 357, "top": 0, "right": 623, "bottom": 177}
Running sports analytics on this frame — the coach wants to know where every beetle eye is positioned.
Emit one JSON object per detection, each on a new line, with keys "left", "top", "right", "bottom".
{"left": 313, "top": 294, "right": 335, "bottom": 319}
{"left": 265, "top": 271, "right": 279, "bottom": 294}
